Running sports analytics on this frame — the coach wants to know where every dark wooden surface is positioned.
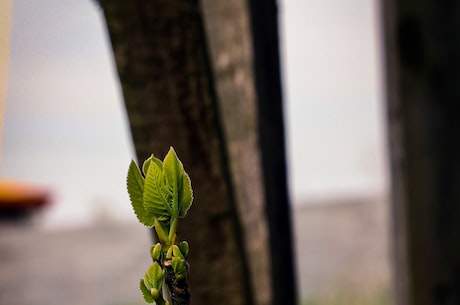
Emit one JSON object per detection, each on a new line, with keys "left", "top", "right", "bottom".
{"left": 382, "top": 1, "right": 460, "bottom": 304}
{"left": 246, "top": 1, "right": 298, "bottom": 304}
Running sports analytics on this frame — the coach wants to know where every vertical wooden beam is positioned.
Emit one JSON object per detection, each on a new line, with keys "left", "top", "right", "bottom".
{"left": 382, "top": 1, "right": 460, "bottom": 304}
{"left": 247, "top": 1, "right": 298, "bottom": 305}
{"left": 200, "top": 1, "right": 273, "bottom": 305}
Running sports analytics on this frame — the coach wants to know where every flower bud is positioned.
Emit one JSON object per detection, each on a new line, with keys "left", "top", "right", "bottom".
{"left": 179, "top": 241, "right": 189, "bottom": 258}
{"left": 172, "top": 245, "right": 184, "bottom": 259}
{"left": 150, "top": 288, "right": 160, "bottom": 300}
{"left": 150, "top": 243, "right": 162, "bottom": 261}
{"left": 166, "top": 246, "right": 173, "bottom": 260}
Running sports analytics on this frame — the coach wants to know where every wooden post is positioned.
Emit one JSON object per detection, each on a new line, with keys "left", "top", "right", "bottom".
{"left": 200, "top": 1, "right": 297, "bottom": 304}
{"left": 200, "top": 1, "right": 273, "bottom": 305}
{"left": 247, "top": 1, "right": 298, "bottom": 304}
{"left": 382, "top": 1, "right": 460, "bottom": 304}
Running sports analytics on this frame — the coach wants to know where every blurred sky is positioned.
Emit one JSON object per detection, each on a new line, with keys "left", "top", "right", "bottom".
{"left": 0, "top": 0, "right": 387, "bottom": 227}
{"left": 281, "top": 0, "right": 387, "bottom": 200}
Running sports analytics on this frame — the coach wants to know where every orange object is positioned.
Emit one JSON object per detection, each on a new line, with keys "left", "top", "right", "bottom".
{"left": 0, "top": 180, "right": 50, "bottom": 217}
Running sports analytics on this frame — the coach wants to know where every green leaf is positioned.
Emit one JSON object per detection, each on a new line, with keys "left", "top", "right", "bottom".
{"left": 140, "top": 278, "right": 154, "bottom": 303}
{"left": 143, "top": 161, "right": 172, "bottom": 220}
{"left": 144, "top": 262, "right": 165, "bottom": 290}
{"left": 179, "top": 241, "right": 189, "bottom": 258}
{"left": 127, "top": 160, "right": 154, "bottom": 226}
{"left": 142, "top": 154, "right": 163, "bottom": 177}
{"left": 179, "top": 172, "right": 193, "bottom": 218}
{"left": 163, "top": 147, "right": 193, "bottom": 219}
{"left": 171, "top": 257, "right": 188, "bottom": 279}
{"left": 171, "top": 245, "right": 184, "bottom": 259}
{"left": 163, "top": 147, "right": 183, "bottom": 218}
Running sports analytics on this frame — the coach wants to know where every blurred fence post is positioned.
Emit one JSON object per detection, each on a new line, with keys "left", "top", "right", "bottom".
{"left": 382, "top": 1, "right": 460, "bottom": 305}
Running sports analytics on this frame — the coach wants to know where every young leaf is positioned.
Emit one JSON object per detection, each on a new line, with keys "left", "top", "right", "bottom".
{"left": 163, "top": 147, "right": 193, "bottom": 218}
{"left": 179, "top": 241, "right": 189, "bottom": 258}
{"left": 127, "top": 160, "right": 154, "bottom": 227}
{"left": 163, "top": 147, "right": 183, "bottom": 218}
{"left": 163, "top": 148, "right": 193, "bottom": 218}
{"left": 140, "top": 279, "right": 154, "bottom": 303}
{"left": 144, "top": 262, "right": 165, "bottom": 290}
{"left": 179, "top": 172, "right": 193, "bottom": 218}
{"left": 144, "top": 161, "right": 172, "bottom": 220}
{"left": 150, "top": 243, "right": 162, "bottom": 261}
{"left": 142, "top": 154, "right": 163, "bottom": 177}
{"left": 172, "top": 245, "right": 184, "bottom": 259}
{"left": 171, "top": 257, "right": 188, "bottom": 279}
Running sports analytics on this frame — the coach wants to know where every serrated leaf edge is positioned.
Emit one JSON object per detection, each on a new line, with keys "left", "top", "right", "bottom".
{"left": 127, "top": 160, "right": 154, "bottom": 227}
{"left": 140, "top": 278, "right": 154, "bottom": 303}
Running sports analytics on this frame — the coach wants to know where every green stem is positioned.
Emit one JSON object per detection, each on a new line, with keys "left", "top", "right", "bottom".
{"left": 168, "top": 217, "right": 178, "bottom": 244}
{"left": 154, "top": 218, "right": 169, "bottom": 247}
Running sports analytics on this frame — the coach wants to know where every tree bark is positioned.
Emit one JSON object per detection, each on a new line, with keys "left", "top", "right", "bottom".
{"left": 196, "top": 2, "right": 298, "bottom": 304}
{"left": 99, "top": 1, "right": 253, "bottom": 305}
{"left": 200, "top": 1, "right": 272, "bottom": 305}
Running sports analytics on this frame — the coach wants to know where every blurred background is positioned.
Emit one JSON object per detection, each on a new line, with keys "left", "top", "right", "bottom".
{"left": 0, "top": 0, "right": 392, "bottom": 304}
